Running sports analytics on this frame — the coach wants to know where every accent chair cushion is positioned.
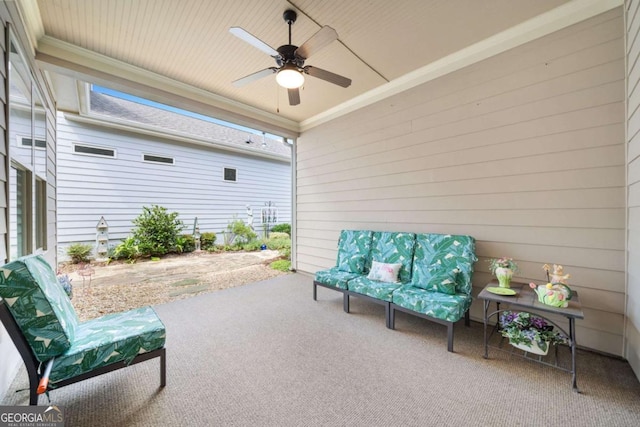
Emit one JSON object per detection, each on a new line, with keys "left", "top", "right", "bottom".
{"left": 348, "top": 276, "right": 403, "bottom": 302}
{"left": 413, "top": 270, "right": 458, "bottom": 295}
{"left": 367, "top": 261, "right": 402, "bottom": 283}
{"left": 0, "top": 255, "right": 79, "bottom": 361}
{"left": 336, "top": 230, "right": 373, "bottom": 273}
{"left": 411, "top": 233, "right": 477, "bottom": 295}
{"left": 369, "top": 232, "right": 416, "bottom": 284}
{"left": 49, "top": 306, "right": 166, "bottom": 386}
{"left": 337, "top": 254, "right": 366, "bottom": 274}
{"left": 315, "top": 268, "right": 359, "bottom": 290}
{"left": 392, "top": 285, "right": 472, "bottom": 322}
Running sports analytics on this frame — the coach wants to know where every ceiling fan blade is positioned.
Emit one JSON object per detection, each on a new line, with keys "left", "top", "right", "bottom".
{"left": 295, "top": 26, "right": 338, "bottom": 59}
{"left": 230, "top": 27, "right": 280, "bottom": 57}
{"left": 288, "top": 88, "right": 300, "bottom": 106}
{"left": 304, "top": 66, "right": 351, "bottom": 88}
{"left": 232, "top": 68, "right": 278, "bottom": 87}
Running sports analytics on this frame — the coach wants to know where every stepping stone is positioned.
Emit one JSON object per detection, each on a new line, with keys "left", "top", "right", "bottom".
{"left": 169, "top": 284, "right": 209, "bottom": 297}
{"left": 169, "top": 278, "right": 201, "bottom": 287}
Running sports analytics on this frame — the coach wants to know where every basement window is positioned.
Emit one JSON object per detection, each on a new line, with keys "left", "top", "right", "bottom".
{"left": 223, "top": 167, "right": 237, "bottom": 182}
{"left": 143, "top": 154, "right": 175, "bottom": 165}
{"left": 73, "top": 144, "right": 116, "bottom": 158}
{"left": 20, "top": 137, "right": 46, "bottom": 149}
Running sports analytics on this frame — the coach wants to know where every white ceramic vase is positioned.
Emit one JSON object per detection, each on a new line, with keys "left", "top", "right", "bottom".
{"left": 495, "top": 267, "right": 513, "bottom": 288}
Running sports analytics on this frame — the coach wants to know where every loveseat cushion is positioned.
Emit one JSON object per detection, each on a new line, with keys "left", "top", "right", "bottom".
{"left": 0, "top": 255, "right": 79, "bottom": 361}
{"left": 392, "top": 285, "right": 472, "bottom": 323}
{"left": 49, "top": 306, "right": 166, "bottom": 386}
{"left": 369, "top": 232, "right": 416, "bottom": 283}
{"left": 348, "top": 276, "right": 403, "bottom": 302}
{"left": 336, "top": 230, "right": 374, "bottom": 274}
{"left": 315, "top": 268, "right": 360, "bottom": 290}
{"left": 411, "top": 234, "right": 477, "bottom": 295}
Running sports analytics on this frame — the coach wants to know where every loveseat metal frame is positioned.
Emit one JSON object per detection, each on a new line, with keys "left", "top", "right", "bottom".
{"left": 314, "top": 280, "right": 471, "bottom": 352}
{"left": 0, "top": 299, "right": 166, "bottom": 405}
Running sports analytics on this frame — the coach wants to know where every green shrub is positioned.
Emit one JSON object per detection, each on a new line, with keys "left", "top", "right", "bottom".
{"left": 176, "top": 234, "right": 196, "bottom": 253}
{"left": 269, "top": 232, "right": 289, "bottom": 240}
{"left": 270, "top": 223, "right": 291, "bottom": 235}
{"left": 226, "top": 219, "right": 257, "bottom": 246}
{"left": 270, "top": 259, "right": 291, "bottom": 272}
{"left": 67, "top": 243, "right": 93, "bottom": 264}
{"left": 132, "top": 205, "right": 184, "bottom": 257}
{"left": 242, "top": 240, "right": 263, "bottom": 252}
{"left": 112, "top": 236, "right": 140, "bottom": 262}
{"left": 200, "top": 232, "right": 217, "bottom": 250}
{"left": 279, "top": 246, "right": 291, "bottom": 259}
{"left": 266, "top": 237, "right": 290, "bottom": 251}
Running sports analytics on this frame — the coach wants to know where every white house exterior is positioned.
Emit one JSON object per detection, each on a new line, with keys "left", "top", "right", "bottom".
{"left": 56, "top": 91, "right": 292, "bottom": 256}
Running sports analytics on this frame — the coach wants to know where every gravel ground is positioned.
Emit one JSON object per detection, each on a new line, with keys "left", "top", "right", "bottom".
{"left": 60, "top": 250, "right": 287, "bottom": 321}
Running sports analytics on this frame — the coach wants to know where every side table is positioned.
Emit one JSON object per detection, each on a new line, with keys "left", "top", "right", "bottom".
{"left": 479, "top": 280, "right": 585, "bottom": 391}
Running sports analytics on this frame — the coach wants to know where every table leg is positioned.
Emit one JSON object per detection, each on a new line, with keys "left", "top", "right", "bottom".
{"left": 570, "top": 317, "right": 580, "bottom": 392}
{"left": 483, "top": 299, "right": 489, "bottom": 359}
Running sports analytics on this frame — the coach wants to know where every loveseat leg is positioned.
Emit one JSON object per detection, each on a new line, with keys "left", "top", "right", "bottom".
{"left": 447, "top": 322, "right": 454, "bottom": 352}
{"left": 389, "top": 305, "right": 395, "bottom": 330}
{"left": 465, "top": 310, "right": 470, "bottom": 327}
{"left": 343, "top": 293, "right": 350, "bottom": 313}
{"left": 160, "top": 348, "right": 167, "bottom": 387}
{"left": 385, "top": 303, "right": 392, "bottom": 329}
{"left": 313, "top": 282, "right": 317, "bottom": 301}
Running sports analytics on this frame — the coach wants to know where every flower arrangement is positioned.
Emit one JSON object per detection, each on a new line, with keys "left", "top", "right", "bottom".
{"left": 488, "top": 257, "right": 519, "bottom": 274}
{"left": 499, "top": 311, "right": 566, "bottom": 353}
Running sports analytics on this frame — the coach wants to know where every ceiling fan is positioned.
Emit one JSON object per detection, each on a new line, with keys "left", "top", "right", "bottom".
{"left": 230, "top": 9, "right": 351, "bottom": 106}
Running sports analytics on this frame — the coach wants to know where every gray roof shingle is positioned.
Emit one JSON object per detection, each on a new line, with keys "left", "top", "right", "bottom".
{"left": 89, "top": 91, "right": 291, "bottom": 159}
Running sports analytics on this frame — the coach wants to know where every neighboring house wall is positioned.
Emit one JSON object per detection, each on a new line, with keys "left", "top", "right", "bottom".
{"left": 297, "top": 9, "right": 625, "bottom": 356}
{"left": 56, "top": 113, "right": 291, "bottom": 254}
{"left": 0, "top": 3, "right": 58, "bottom": 401}
{"left": 626, "top": 0, "right": 640, "bottom": 379}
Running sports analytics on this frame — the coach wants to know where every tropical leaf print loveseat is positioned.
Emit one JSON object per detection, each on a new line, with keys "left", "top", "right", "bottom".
{"left": 0, "top": 254, "right": 166, "bottom": 405}
{"left": 313, "top": 230, "right": 477, "bottom": 352}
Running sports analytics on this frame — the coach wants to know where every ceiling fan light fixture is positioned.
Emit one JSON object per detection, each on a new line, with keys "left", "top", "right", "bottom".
{"left": 276, "top": 65, "right": 304, "bottom": 89}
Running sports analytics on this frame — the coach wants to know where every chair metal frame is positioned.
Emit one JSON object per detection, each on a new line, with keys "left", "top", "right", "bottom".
{"left": 0, "top": 299, "right": 166, "bottom": 405}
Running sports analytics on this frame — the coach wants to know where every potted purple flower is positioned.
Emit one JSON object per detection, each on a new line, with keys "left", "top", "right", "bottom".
{"left": 499, "top": 310, "right": 566, "bottom": 355}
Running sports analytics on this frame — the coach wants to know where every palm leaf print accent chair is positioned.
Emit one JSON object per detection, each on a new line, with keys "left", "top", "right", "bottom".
{"left": 0, "top": 255, "right": 166, "bottom": 405}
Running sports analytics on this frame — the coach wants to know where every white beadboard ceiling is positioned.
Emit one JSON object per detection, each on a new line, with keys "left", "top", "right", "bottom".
{"left": 26, "top": 0, "right": 607, "bottom": 132}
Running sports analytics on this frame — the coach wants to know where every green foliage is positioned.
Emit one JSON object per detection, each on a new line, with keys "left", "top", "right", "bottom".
{"left": 266, "top": 236, "right": 290, "bottom": 251}
{"left": 270, "top": 259, "right": 291, "bottom": 272}
{"left": 270, "top": 223, "right": 291, "bottom": 235}
{"left": 226, "top": 219, "right": 257, "bottom": 246}
{"left": 66, "top": 243, "right": 93, "bottom": 264}
{"left": 279, "top": 246, "right": 291, "bottom": 259}
{"left": 176, "top": 234, "right": 196, "bottom": 253}
{"left": 269, "top": 232, "right": 289, "bottom": 240}
{"left": 242, "top": 240, "right": 263, "bottom": 251}
{"left": 112, "top": 236, "right": 140, "bottom": 262}
{"left": 265, "top": 234, "right": 291, "bottom": 259}
{"left": 200, "top": 232, "right": 217, "bottom": 250}
{"left": 132, "top": 205, "right": 184, "bottom": 257}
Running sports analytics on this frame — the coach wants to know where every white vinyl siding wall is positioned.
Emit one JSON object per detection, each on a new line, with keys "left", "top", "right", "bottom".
{"left": 297, "top": 9, "right": 625, "bottom": 356}
{"left": 56, "top": 114, "right": 291, "bottom": 248}
{"left": 626, "top": 0, "right": 640, "bottom": 379}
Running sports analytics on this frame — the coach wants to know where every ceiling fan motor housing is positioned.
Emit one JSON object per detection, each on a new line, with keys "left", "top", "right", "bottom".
{"left": 276, "top": 44, "right": 304, "bottom": 68}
